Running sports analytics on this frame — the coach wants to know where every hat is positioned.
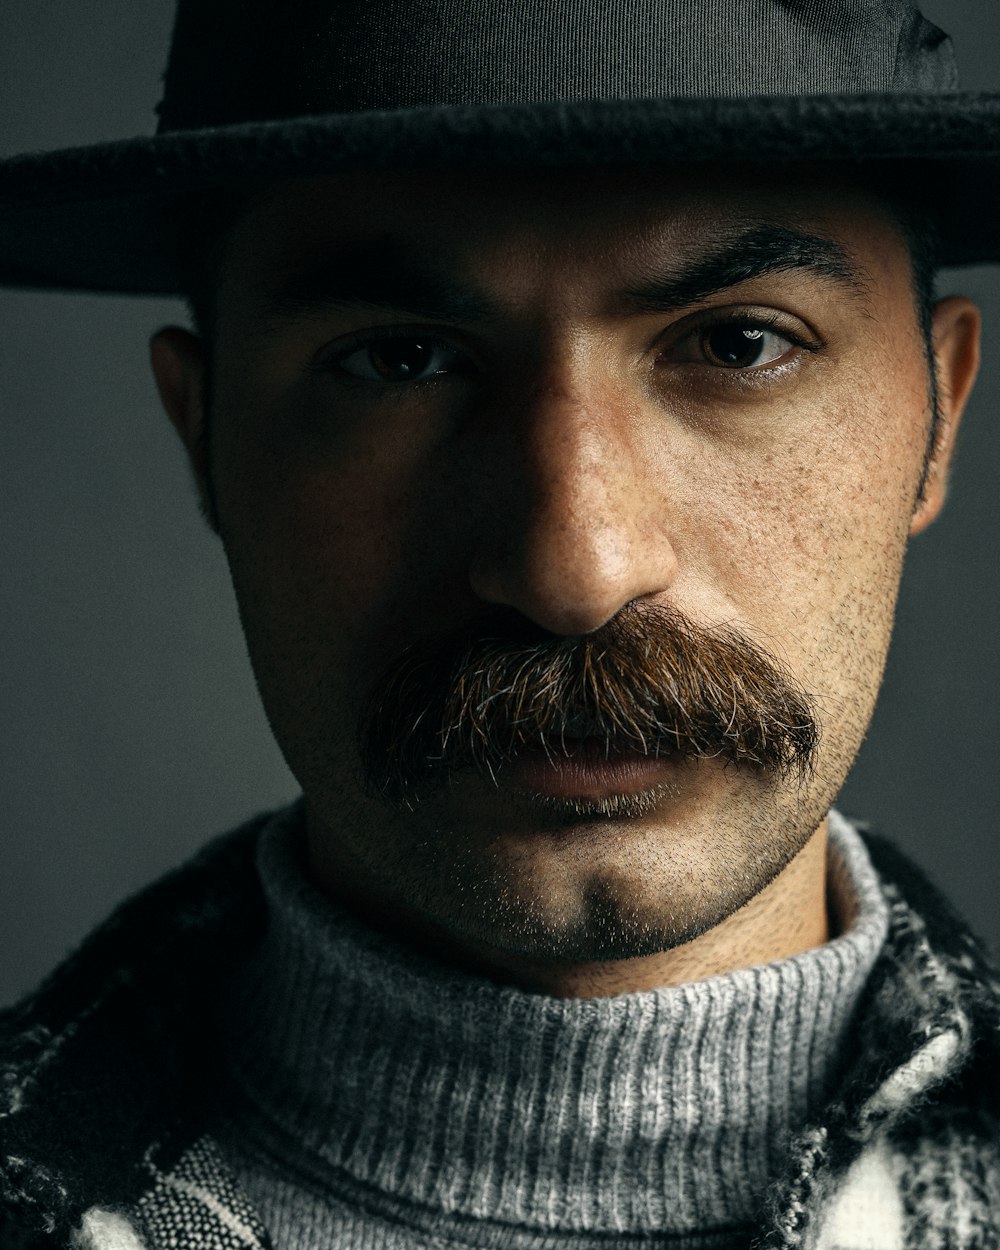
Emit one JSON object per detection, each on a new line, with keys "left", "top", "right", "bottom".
{"left": 2, "top": 0, "right": 999, "bottom": 295}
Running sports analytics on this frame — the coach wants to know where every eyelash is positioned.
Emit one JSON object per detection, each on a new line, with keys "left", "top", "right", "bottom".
{"left": 689, "top": 308, "right": 816, "bottom": 352}
{"left": 320, "top": 327, "right": 459, "bottom": 370}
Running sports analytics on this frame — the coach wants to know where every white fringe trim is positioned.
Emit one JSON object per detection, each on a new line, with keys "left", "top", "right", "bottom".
{"left": 814, "top": 1135, "right": 904, "bottom": 1250}
{"left": 861, "top": 1029, "right": 962, "bottom": 1120}
{"left": 71, "top": 1207, "right": 147, "bottom": 1250}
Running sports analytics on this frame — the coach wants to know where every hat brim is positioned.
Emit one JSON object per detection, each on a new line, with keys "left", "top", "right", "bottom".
{"left": 3, "top": 91, "right": 1000, "bottom": 294}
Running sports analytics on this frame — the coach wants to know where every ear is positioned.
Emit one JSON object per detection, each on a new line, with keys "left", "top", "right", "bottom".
{"left": 150, "top": 326, "right": 218, "bottom": 533}
{"left": 909, "top": 295, "right": 981, "bottom": 536}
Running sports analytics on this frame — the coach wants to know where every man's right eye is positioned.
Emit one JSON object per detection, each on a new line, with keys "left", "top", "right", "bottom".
{"left": 333, "top": 337, "right": 468, "bottom": 383}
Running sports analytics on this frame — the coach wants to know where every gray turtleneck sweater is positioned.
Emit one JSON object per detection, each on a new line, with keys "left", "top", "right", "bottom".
{"left": 210, "top": 807, "right": 889, "bottom": 1249}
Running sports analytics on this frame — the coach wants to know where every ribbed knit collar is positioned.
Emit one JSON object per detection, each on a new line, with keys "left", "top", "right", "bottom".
{"left": 214, "top": 806, "right": 888, "bottom": 1237}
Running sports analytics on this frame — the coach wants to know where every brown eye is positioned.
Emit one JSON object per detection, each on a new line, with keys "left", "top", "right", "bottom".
{"left": 335, "top": 337, "right": 466, "bottom": 382}
{"left": 700, "top": 324, "right": 793, "bottom": 368}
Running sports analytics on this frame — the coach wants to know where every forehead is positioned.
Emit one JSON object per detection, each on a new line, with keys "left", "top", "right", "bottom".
{"left": 214, "top": 162, "right": 910, "bottom": 303}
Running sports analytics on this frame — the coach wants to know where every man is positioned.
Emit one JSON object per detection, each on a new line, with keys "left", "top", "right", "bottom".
{"left": 1, "top": 1, "right": 999, "bottom": 1247}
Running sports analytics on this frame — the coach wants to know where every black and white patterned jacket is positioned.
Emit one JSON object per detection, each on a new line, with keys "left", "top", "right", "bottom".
{"left": 1, "top": 808, "right": 998, "bottom": 1250}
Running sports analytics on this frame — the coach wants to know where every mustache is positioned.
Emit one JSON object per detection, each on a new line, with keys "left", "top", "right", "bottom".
{"left": 356, "top": 602, "right": 818, "bottom": 806}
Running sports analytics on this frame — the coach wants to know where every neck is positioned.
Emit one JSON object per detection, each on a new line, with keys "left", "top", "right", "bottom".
{"left": 307, "top": 815, "right": 831, "bottom": 998}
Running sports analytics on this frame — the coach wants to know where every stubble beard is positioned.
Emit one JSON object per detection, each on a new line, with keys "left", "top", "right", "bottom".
{"left": 315, "top": 756, "right": 833, "bottom": 965}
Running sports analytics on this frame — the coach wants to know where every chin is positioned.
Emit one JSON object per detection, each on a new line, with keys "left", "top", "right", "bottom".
{"left": 305, "top": 741, "right": 842, "bottom": 970}
{"left": 417, "top": 808, "right": 808, "bottom": 965}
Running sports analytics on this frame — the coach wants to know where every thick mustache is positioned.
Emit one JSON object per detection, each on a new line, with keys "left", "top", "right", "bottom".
{"left": 357, "top": 602, "right": 818, "bottom": 806}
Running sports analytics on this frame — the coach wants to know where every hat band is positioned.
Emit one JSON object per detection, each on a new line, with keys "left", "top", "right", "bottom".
{"left": 156, "top": 0, "right": 958, "bottom": 134}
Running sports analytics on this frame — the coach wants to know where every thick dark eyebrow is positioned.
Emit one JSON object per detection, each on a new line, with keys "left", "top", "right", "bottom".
{"left": 621, "top": 226, "right": 871, "bottom": 313}
{"left": 251, "top": 241, "right": 501, "bottom": 326}
{"left": 251, "top": 225, "right": 869, "bottom": 329}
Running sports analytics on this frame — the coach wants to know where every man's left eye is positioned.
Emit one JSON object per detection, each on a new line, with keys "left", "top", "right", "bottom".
{"left": 334, "top": 338, "right": 466, "bottom": 383}
{"left": 696, "top": 323, "right": 796, "bottom": 369}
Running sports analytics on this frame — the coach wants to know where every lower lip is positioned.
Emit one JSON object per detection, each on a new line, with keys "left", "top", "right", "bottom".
{"left": 505, "top": 738, "right": 674, "bottom": 798}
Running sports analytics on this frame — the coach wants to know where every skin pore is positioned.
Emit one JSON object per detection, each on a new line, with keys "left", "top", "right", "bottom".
{"left": 151, "top": 163, "right": 980, "bottom": 998}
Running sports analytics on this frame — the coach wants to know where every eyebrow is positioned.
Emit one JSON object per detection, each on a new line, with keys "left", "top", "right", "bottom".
{"left": 250, "top": 224, "right": 870, "bottom": 328}
{"left": 621, "top": 226, "right": 870, "bottom": 313}
{"left": 251, "top": 242, "right": 502, "bottom": 326}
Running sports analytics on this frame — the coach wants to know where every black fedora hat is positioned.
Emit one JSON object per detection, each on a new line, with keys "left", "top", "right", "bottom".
{"left": 3, "top": 0, "right": 1000, "bottom": 295}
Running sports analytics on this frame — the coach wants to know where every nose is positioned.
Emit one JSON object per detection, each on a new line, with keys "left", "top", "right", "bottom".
{"left": 467, "top": 375, "right": 679, "bottom": 636}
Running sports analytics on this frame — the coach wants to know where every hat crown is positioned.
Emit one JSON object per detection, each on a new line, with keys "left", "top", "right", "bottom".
{"left": 156, "top": 0, "right": 958, "bottom": 133}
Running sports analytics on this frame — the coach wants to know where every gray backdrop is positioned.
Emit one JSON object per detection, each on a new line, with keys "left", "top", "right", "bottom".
{"left": 2, "top": 3, "right": 998, "bottom": 1008}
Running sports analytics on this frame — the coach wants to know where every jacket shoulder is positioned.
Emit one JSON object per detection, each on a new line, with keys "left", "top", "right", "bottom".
{"left": 0, "top": 802, "right": 293, "bottom": 1246}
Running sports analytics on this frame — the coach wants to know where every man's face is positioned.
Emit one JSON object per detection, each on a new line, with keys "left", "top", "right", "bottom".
{"left": 162, "top": 163, "right": 975, "bottom": 968}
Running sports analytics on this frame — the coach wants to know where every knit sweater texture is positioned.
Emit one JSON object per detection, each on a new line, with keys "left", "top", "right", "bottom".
{"left": 2, "top": 800, "right": 1000, "bottom": 1250}
{"left": 211, "top": 807, "right": 889, "bottom": 1249}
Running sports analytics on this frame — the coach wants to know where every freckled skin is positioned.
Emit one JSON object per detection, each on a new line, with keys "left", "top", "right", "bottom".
{"left": 151, "top": 162, "right": 980, "bottom": 997}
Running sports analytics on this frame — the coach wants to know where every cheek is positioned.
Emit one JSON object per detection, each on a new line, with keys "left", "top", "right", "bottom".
{"left": 671, "top": 365, "right": 927, "bottom": 729}
{"left": 208, "top": 367, "right": 461, "bottom": 693}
